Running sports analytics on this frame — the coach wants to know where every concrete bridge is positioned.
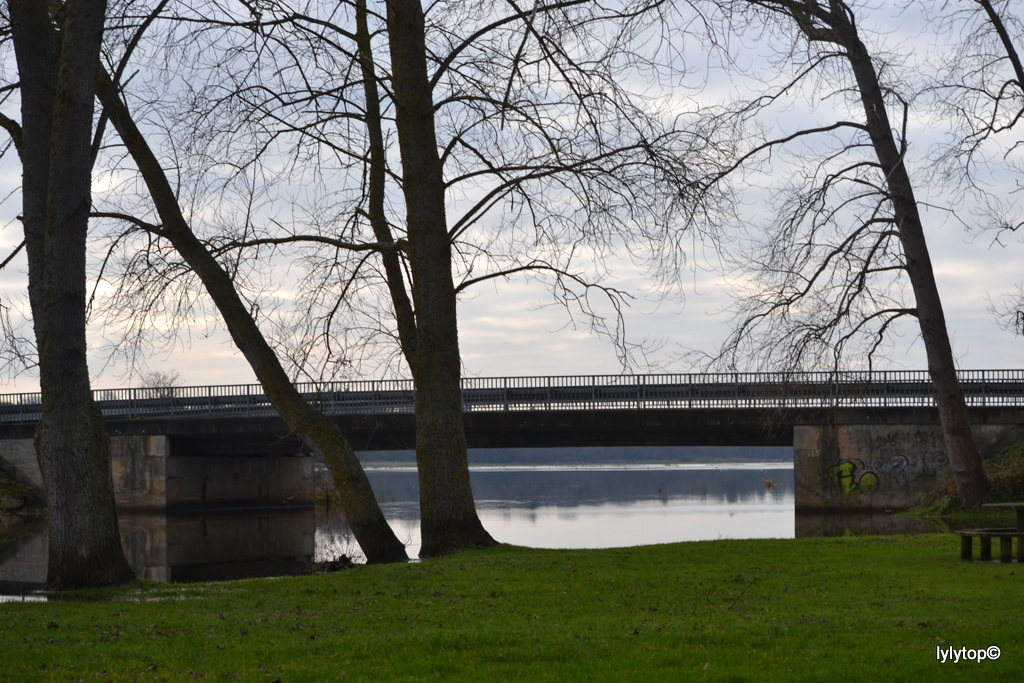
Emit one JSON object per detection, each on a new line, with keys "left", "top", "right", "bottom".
{"left": 1, "top": 369, "right": 1023, "bottom": 512}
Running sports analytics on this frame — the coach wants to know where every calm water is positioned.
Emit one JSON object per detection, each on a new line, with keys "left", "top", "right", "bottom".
{"left": 343, "top": 463, "right": 796, "bottom": 560}
{"left": 0, "top": 459, "right": 945, "bottom": 592}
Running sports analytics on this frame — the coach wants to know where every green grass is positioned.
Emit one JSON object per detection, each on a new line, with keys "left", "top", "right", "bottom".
{"left": 1, "top": 535, "right": 1022, "bottom": 681}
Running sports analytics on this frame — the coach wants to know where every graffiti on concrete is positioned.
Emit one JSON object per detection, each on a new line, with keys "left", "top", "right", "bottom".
{"left": 828, "top": 459, "right": 879, "bottom": 501}
{"left": 826, "top": 451, "right": 945, "bottom": 503}
{"left": 874, "top": 454, "right": 928, "bottom": 491}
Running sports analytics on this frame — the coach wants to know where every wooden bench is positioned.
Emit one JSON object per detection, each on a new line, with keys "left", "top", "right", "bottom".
{"left": 954, "top": 528, "right": 1024, "bottom": 562}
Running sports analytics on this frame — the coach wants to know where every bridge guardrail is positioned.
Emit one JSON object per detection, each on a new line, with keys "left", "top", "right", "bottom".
{"left": 0, "top": 369, "right": 1022, "bottom": 423}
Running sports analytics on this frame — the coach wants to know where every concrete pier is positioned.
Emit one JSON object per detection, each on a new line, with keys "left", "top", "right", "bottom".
{"left": 794, "top": 423, "right": 1024, "bottom": 511}
{"left": 0, "top": 435, "right": 313, "bottom": 510}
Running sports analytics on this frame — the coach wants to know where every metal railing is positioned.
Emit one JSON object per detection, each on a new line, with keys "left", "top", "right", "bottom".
{"left": 0, "top": 369, "right": 1022, "bottom": 424}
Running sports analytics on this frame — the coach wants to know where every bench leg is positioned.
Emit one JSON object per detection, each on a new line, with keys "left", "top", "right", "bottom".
{"left": 961, "top": 535, "right": 973, "bottom": 561}
{"left": 980, "top": 536, "right": 993, "bottom": 561}
{"left": 1000, "top": 536, "right": 1013, "bottom": 563}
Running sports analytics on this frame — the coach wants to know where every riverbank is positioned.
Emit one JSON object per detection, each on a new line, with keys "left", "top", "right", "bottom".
{"left": 1, "top": 534, "right": 1019, "bottom": 681}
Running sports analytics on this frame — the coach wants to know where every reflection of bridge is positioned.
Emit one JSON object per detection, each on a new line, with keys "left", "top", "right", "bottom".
{"left": 0, "top": 370, "right": 1022, "bottom": 512}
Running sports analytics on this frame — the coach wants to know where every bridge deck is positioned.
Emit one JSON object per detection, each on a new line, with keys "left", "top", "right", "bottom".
{"left": 0, "top": 370, "right": 1022, "bottom": 425}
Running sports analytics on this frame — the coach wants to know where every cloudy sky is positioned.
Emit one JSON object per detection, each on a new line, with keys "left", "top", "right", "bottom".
{"left": 0, "top": 1, "right": 1021, "bottom": 394}
{"left": 2, "top": 201, "right": 1016, "bottom": 393}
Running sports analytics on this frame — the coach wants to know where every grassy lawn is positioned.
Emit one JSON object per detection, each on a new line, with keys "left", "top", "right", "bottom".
{"left": 0, "top": 534, "right": 1021, "bottom": 681}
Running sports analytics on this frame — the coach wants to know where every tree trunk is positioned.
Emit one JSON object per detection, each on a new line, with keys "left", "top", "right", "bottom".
{"left": 386, "top": 0, "right": 497, "bottom": 556}
{"left": 10, "top": 0, "right": 135, "bottom": 587}
{"left": 355, "top": 0, "right": 418, "bottom": 361}
{"left": 94, "top": 70, "right": 408, "bottom": 564}
{"left": 833, "top": 9, "right": 990, "bottom": 506}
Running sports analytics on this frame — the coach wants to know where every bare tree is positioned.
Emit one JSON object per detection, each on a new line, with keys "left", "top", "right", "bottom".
{"left": 139, "top": 368, "right": 183, "bottom": 398}
{"left": 698, "top": 1, "right": 989, "bottom": 505}
{"left": 382, "top": 0, "right": 498, "bottom": 553}
{"left": 4, "top": 0, "right": 135, "bottom": 587}
{"left": 927, "top": 0, "right": 1024, "bottom": 336}
{"left": 94, "top": 62, "right": 409, "bottom": 563}
{"left": 90, "top": 0, "right": 708, "bottom": 555}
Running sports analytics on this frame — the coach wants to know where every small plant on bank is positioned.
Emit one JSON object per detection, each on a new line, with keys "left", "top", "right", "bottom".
{"left": 984, "top": 440, "right": 1024, "bottom": 502}
{"left": 0, "top": 467, "right": 40, "bottom": 513}
{"left": 911, "top": 440, "right": 1024, "bottom": 520}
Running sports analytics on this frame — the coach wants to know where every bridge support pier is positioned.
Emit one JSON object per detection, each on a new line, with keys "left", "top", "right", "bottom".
{"left": 0, "top": 438, "right": 42, "bottom": 499}
{"left": 794, "top": 423, "right": 1024, "bottom": 511}
{"left": 0, "top": 436, "right": 313, "bottom": 511}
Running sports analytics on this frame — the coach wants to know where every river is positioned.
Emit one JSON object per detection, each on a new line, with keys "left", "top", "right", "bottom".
{"left": 0, "top": 448, "right": 946, "bottom": 592}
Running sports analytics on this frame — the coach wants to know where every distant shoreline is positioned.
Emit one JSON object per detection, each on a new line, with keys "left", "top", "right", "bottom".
{"left": 364, "top": 462, "right": 795, "bottom": 472}
{"left": 358, "top": 445, "right": 792, "bottom": 469}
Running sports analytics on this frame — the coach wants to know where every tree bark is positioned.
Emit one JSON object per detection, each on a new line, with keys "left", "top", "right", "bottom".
{"left": 386, "top": 0, "right": 497, "bottom": 556}
{"left": 9, "top": 0, "right": 135, "bottom": 587}
{"left": 355, "top": 0, "right": 418, "bottom": 360}
{"left": 94, "top": 70, "right": 408, "bottom": 563}
{"left": 841, "top": 31, "right": 989, "bottom": 507}
{"left": 769, "top": 0, "right": 990, "bottom": 505}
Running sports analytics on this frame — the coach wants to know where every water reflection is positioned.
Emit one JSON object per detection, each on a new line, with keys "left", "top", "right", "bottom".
{"left": 120, "top": 510, "right": 316, "bottom": 582}
{"left": 1, "top": 509, "right": 317, "bottom": 592}
{"left": 355, "top": 464, "right": 796, "bottom": 559}
{"left": 1, "top": 462, "right": 947, "bottom": 589}
{"left": 0, "top": 514, "right": 47, "bottom": 597}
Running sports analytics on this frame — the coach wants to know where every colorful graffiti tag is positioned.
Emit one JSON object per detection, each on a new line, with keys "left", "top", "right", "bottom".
{"left": 828, "top": 459, "right": 879, "bottom": 501}
{"left": 826, "top": 452, "right": 944, "bottom": 503}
